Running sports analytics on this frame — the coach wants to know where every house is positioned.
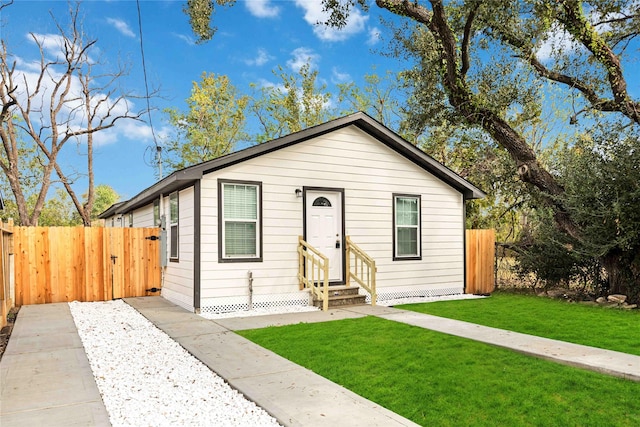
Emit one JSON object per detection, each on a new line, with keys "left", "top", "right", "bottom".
{"left": 100, "top": 112, "right": 485, "bottom": 313}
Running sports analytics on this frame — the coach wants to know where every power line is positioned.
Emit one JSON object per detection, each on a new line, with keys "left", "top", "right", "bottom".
{"left": 136, "top": 0, "right": 162, "bottom": 179}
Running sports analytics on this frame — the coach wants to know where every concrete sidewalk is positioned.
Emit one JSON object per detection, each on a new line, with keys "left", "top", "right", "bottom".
{"left": 125, "top": 297, "right": 419, "bottom": 427}
{"left": 0, "top": 303, "right": 110, "bottom": 426}
{"left": 2, "top": 298, "right": 639, "bottom": 427}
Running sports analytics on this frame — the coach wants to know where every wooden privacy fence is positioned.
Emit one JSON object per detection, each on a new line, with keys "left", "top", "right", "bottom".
{"left": 0, "top": 222, "right": 14, "bottom": 328}
{"left": 466, "top": 229, "right": 496, "bottom": 294}
{"left": 13, "top": 226, "right": 161, "bottom": 306}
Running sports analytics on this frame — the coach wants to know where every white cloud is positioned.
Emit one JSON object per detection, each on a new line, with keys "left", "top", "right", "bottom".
{"left": 293, "top": 0, "right": 368, "bottom": 42}
{"left": 106, "top": 18, "right": 136, "bottom": 38}
{"left": 11, "top": 60, "right": 147, "bottom": 148}
{"left": 287, "top": 47, "right": 319, "bottom": 72}
{"left": 367, "top": 27, "right": 381, "bottom": 46}
{"left": 29, "top": 32, "right": 97, "bottom": 63}
{"left": 536, "top": 24, "right": 582, "bottom": 61}
{"left": 172, "top": 33, "right": 196, "bottom": 46}
{"left": 29, "top": 33, "right": 65, "bottom": 56}
{"left": 244, "top": 48, "right": 273, "bottom": 66}
{"left": 331, "top": 67, "right": 351, "bottom": 84}
{"left": 244, "top": 0, "right": 280, "bottom": 18}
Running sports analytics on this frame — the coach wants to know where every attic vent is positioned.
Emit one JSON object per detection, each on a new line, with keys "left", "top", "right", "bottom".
{"left": 312, "top": 197, "right": 332, "bottom": 207}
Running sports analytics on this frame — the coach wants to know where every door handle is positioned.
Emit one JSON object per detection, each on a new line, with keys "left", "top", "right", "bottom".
{"left": 336, "top": 239, "right": 341, "bottom": 249}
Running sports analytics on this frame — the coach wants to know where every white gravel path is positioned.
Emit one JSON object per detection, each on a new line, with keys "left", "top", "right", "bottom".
{"left": 69, "top": 300, "right": 281, "bottom": 427}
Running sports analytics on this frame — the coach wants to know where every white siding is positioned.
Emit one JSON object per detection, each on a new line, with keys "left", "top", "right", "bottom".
{"left": 132, "top": 204, "right": 154, "bottom": 228}
{"left": 199, "top": 125, "right": 465, "bottom": 311}
{"left": 161, "top": 187, "right": 195, "bottom": 311}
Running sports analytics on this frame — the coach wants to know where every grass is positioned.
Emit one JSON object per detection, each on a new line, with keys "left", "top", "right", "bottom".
{"left": 239, "top": 316, "right": 640, "bottom": 426}
{"left": 397, "top": 292, "right": 640, "bottom": 355}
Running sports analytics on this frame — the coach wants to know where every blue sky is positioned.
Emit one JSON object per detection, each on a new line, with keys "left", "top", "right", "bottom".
{"left": 2, "top": 0, "right": 405, "bottom": 201}
{"left": 2, "top": 1, "right": 639, "bottom": 204}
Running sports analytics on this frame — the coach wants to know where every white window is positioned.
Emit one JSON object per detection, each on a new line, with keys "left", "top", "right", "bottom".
{"left": 153, "top": 199, "right": 160, "bottom": 227}
{"left": 219, "top": 180, "right": 262, "bottom": 262}
{"left": 393, "top": 194, "right": 421, "bottom": 260}
{"left": 169, "top": 192, "right": 179, "bottom": 260}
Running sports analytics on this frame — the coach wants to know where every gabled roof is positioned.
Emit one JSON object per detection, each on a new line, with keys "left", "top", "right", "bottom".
{"left": 99, "top": 112, "right": 485, "bottom": 218}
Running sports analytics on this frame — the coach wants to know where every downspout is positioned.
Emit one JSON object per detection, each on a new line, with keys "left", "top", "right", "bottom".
{"left": 247, "top": 271, "right": 253, "bottom": 310}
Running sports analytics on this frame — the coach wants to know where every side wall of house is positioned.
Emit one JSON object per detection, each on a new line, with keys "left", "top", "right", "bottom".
{"left": 160, "top": 187, "right": 196, "bottom": 311}
{"left": 132, "top": 204, "right": 154, "bottom": 228}
{"left": 199, "top": 125, "right": 464, "bottom": 312}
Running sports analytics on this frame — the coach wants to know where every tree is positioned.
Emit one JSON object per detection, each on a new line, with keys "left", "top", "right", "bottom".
{"left": 337, "top": 69, "right": 405, "bottom": 129}
{"left": 251, "top": 63, "right": 335, "bottom": 142}
{"left": 0, "top": 2, "right": 144, "bottom": 226}
{"left": 184, "top": 0, "right": 640, "bottom": 297}
{"left": 164, "top": 72, "right": 249, "bottom": 171}
{"left": 375, "top": 0, "right": 639, "bottom": 296}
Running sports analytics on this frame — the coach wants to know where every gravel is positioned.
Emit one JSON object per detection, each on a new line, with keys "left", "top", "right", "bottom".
{"left": 68, "top": 294, "right": 485, "bottom": 425}
{"left": 68, "top": 300, "right": 281, "bottom": 427}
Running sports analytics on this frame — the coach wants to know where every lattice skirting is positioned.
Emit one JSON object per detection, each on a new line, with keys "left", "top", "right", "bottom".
{"left": 200, "top": 292, "right": 313, "bottom": 314}
{"left": 364, "top": 286, "right": 464, "bottom": 303}
{"left": 199, "top": 286, "right": 464, "bottom": 313}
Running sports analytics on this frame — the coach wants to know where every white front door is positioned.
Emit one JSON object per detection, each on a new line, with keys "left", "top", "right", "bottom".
{"left": 305, "top": 189, "right": 343, "bottom": 283}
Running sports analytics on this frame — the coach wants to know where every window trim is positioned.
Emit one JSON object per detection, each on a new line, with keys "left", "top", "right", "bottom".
{"left": 218, "top": 179, "right": 263, "bottom": 263}
{"left": 392, "top": 193, "right": 422, "bottom": 261}
{"left": 169, "top": 192, "right": 179, "bottom": 262}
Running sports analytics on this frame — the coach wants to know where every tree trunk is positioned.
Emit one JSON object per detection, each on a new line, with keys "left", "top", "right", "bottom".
{"left": 601, "top": 251, "right": 640, "bottom": 303}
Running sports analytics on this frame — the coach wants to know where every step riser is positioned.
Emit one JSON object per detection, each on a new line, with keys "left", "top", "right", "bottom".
{"left": 312, "top": 286, "right": 360, "bottom": 297}
{"left": 312, "top": 295, "right": 367, "bottom": 308}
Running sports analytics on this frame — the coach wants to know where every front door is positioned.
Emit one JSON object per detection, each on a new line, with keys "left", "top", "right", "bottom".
{"left": 305, "top": 189, "right": 344, "bottom": 283}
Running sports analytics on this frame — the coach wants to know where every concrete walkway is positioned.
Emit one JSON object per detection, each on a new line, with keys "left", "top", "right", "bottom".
{"left": 0, "top": 303, "right": 110, "bottom": 426}
{"left": 2, "top": 297, "right": 640, "bottom": 426}
{"left": 124, "top": 297, "right": 418, "bottom": 427}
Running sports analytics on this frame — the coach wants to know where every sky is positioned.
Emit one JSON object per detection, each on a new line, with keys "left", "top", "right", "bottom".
{"left": 2, "top": 1, "right": 639, "bottom": 205}
{"left": 1, "top": 0, "right": 406, "bottom": 202}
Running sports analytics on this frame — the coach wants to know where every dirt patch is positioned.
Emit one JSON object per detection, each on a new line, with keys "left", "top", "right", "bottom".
{"left": 0, "top": 307, "right": 19, "bottom": 361}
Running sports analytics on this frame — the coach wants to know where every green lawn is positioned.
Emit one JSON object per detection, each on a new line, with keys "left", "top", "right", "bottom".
{"left": 239, "top": 316, "right": 640, "bottom": 426}
{"left": 397, "top": 292, "right": 640, "bottom": 355}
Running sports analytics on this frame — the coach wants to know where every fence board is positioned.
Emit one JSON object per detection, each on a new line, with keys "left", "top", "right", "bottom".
{"left": 0, "top": 221, "right": 13, "bottom": 328}
{"left": 466, "top": 229, "right": 496, "bottom": 294}
{"left": 13, "top": 227, "right": 161, "bottom": 306}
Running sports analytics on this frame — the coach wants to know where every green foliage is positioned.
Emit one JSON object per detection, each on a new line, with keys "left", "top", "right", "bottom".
{"left": 337, "top": 69, "right": 405, "bottom": 128}
{"left": 183, "top": 0, "right": 236, "bottom": 44}
{"left": 164, "top": 72, "right": 249, "bottom": 171}
{"left": 251, "top": 63, "right": 335, "bottom": 142}
{"left": 0, "top": 184, "right": 120, "bottom": 226}
{"left": 516, "top": 127, "right": 640, "bottom": 299}
{"left": 241, "top": 316, "right": 640, "bottom": 426}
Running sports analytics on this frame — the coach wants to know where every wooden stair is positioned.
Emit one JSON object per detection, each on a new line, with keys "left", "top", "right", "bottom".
{"left": 312, "top": 285, "right": 367, "bottom": 309}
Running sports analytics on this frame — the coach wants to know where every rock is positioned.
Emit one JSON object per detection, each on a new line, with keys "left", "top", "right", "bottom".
{"left": 622, "top": 304, "right": 637, "bottom": 310}
{"left": 607, "top": 294, "right": 627, "bottom": 304}
{"left": 596, "top": 297, "right": 607, "bottom": 304}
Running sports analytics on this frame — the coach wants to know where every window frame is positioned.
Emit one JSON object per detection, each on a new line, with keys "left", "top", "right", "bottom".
{"left": 169, "top": 192, "right": 179, "bottom": 262}
{"left": 392, "top": 193, "right": 422, "bottom": 261}
{"left": 218, "top": 179, "right": 263, "bottom": 263}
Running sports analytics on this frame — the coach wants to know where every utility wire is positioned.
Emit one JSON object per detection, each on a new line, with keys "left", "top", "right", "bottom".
{"left": 136, "top": 0, "right": 162, "bottom": 179}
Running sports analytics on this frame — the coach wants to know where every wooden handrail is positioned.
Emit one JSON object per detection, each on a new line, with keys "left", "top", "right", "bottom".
{"left": 346, "top": 236, "right": 377, "bottom": 306}
{"left": 298, "top": 236, "right": 330, "bottom": 311}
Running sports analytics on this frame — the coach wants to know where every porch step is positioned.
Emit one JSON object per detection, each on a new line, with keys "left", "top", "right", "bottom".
{"left": 312, "top": 285, "right": 367, "bottom": 308}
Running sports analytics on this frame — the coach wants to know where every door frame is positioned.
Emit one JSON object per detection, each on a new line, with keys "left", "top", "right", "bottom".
{"left": 302, "top": 186, "right": 346, "bottom": 285}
